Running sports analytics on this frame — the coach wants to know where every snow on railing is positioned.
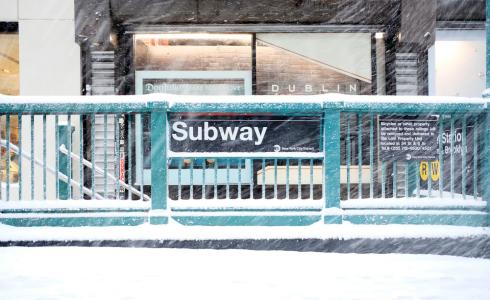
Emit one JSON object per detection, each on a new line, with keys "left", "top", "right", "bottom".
{"left": 0, "top": 94, "right": 488, "bottom": 227}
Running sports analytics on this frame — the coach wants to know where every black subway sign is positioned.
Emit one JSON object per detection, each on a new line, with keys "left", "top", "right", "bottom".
{"left": 169, "top": 114, "right": 322, "bottom": 153}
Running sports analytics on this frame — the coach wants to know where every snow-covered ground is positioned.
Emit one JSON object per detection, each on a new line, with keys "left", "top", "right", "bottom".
{"left": 1, "top": 222, "right": 489, "bottom": 241}
{"left": 0, "top": 247, "right": 489, "bottom": 300}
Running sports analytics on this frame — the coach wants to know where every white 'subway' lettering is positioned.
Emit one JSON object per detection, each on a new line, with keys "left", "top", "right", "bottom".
{"left": 171, "top": 122, "right": 267, "bottom": 146}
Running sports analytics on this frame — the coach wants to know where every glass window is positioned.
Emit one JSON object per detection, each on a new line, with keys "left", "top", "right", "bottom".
{"left": 256, "top": 33, "right": 372, "bottom": 95}
{"left": 428, "top": 30, "right": 486, "bottom": 97}
{"left": 134, "top": 33, "right": 252, "bottom": 95}
{"left": 0, "top": 32, "right": 19, "bottom": 95}
{"left": 0, "top": 29, "right": 19, "bottom": 183}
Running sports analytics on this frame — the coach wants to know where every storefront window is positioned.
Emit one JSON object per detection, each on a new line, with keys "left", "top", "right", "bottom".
{"left": 0, "top": 32, "right": 19, "bottom": 95}
{"left": 133, "top": 32, "right": 374, "bottom": 96}
{"left": 0, "top": 29, "right": 19, "bottom": 183}
{"left": 134, "top": 33, "right": 252, "bottom": 95}
{"left": 256, "top": 33, "right": 372, "bottom": 95}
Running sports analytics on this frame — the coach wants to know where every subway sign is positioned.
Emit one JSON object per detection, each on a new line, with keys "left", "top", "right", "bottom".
{"left": 169, "top": 114, "right": 322, "bottom": 153}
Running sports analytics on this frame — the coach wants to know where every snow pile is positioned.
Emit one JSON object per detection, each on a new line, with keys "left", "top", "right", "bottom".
{"left": 0, "top": 247, "right": 489, "bottom": 300}
{"left": 0, "top": 222, "right": 489, "bottom": 242}
{"left": 0, "top": 93, "right": 484, "bottom": 107}
{"left": 341, "top": 198, "right": 486, "bottom": 209}
{"left": 0, "top": 199, "right": 149, "bottom": 210}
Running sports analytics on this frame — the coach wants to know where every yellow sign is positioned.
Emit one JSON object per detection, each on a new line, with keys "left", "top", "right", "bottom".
{"left": 420, "top": 161, "right": 429, "bottom": 181}
{"left": 420, "top": 160, "right": 440, "bottom": 182}
{"left": 430, "top": 160, "right": 440, "bottom": 181}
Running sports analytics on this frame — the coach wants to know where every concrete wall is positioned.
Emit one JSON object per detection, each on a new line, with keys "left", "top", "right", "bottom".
{"left": 0, "top": 0, "right": 18, "bottom": 21}
{"left": 0, "top": 0, "right": 82, "bottom": 200}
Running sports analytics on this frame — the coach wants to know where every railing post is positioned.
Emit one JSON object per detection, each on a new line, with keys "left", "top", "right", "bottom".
{"left": 483, "top": 106, "right": 490, "bottom": 227}
{"left": 407, "top": 162, "right": 417, "bottom": 197}
{"left": 487, "top": 0, "right": 490, "bottom": 89}
{"left": 323, "top": 105, "right": 342, "bottom": 224}
{"left": 485, "top": 0, "right": 490, "bottom": 226}
{"left": 149, "top": 101, "right": 168, "bottom": 225}
{"left": 57, "top": 124, "right": 73, "bottom": 200}
{"left": 484, "top": 93, "right": 490, "bottom": 226}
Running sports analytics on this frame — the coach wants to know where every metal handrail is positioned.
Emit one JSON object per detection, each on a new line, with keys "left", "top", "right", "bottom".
{"left": 58, "top": 144, "right": 151, "bottom": 201}
{"left": 0, "top": 139, "right": 104, "bottom": 200}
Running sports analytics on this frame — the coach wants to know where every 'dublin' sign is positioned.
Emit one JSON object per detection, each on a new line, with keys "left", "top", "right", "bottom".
{"left": 169, "top": 114, "right": 321, "bottom": 153}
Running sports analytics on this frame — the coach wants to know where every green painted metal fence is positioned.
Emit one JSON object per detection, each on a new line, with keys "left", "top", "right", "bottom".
{"left": 0, "top": 96, "right": 488, "bottom": 227}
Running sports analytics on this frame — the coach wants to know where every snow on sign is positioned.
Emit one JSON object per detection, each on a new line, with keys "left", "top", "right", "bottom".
{"left": 169, "top": 114, "right": 322, "bottom": 153}
{"left": 379, "top": 115, "right": 438, "bottom": 161}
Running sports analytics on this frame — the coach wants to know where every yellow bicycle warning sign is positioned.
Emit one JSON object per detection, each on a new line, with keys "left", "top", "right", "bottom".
{"left": 420, "top": 161, "right": 440, "bottom": 181}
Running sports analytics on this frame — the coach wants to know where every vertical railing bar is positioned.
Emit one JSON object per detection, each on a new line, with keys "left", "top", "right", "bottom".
{"left": 346, "top": 114, "right": 351, "bottom": 200}
{"left": 6, "top": 114, "right": 10, "bottom": 201}
{"left": 0, "top": 115, "right": 2, "bottom": 200}
{"left": 438, "top": 116, "right": 444, "bottom": 199}
{"left": 462, "top": 115, "right": 467, "bottom": 199}
{"left": 177, "top": 158, "right": 182, "bottom": 200}
{"left": 416, "top": 162, "right": 420, "bottom": 198}
{"left": 0, "top": 116, "right": 1, "bottom": 199}
{"left": 18, "top": 114, "right": 22, "bottom": 201}
{"left": 43, "top": 114, "right": 47, "bottom": 200}
{"left": 189, "top": 158, "right": 194, "bottom": 199}
{"left": 381, "top": 161, "right": 386, "bottom": 198}
{"left": 358, "top": 113, "right": 362, "bottom": 199}
{"left": 103, "top": 114, "right": 108, "bottom": 199}
{"left": 238, "top": 158, "right": 242, "bottom": 199}
{"left": 0, "top": 115, "right": 2, "bottom": 199}
{"left": 0, "top": 116, "right": 2, "bottom": 199}
{"left": 115, "top": 114, "right": 120, "bottom": 200}
{"left": 273, "top": 158, "right": 278, "bottom": 199}
{"left": 298, "top": 159, "right": 302, "bottom": 199}
{"left": 214, "top": 158, "right": 218, "bottom": 199}
{"left": 450, "top": 115, "right": 455, "bottom": 198}
{"left": 226, "top": 158, "right": 230, "bottom": 199}
{"left": 286, "top": 159, "right": 290, "bottom": 199}
{"left": 393, "top": 161, "right": 397, "bottom": 198}
{"left": 138, "top": 114, "right": 144, "bottom": 201}
{"left": 128, "top": 114, "right": 133, "bottom": 200}
{"left": 90, "top": 114, "right": 95, "bottom": 199}
{"left": 67, "top": 114, "right": 72, "bottom": 200}
{"left": 428, "top": 161, "right": 432, "bottom": 198}
{"left": 202, "top": 159, "right": 206, "bottom": 199}
{"left": 79, "top": 114, "right": 84, "bottom": 200}
{"left": 369, "top": 113, "right": 374, "bottom": 199}
{"left": 261, "top": 158, "right": 265, "bottom": 199}
{"left": 309, "top": 158, "right": 313, "bottom": 200}
{"left": 31, "top": 115, "right": 35, "bottom": 200}
{"left": 250, "top": 159, "right": 254, "bottom": 199}
{"left": 473, "top": 115, "right": 478, "bottom": 199}
{"left": 404, "top": 162, "right": 409, "bottom": 198}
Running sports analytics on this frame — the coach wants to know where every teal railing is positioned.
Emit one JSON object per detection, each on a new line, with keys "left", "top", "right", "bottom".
{"left": 0, "top": 95, "right": 488, "bottom": 227}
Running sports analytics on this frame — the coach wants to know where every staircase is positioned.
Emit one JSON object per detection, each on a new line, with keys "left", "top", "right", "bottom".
{"left": 395, "top": 53, "right": 418, "bottom": 96}
{"left": 90, "top": 51, "right": 116, "bottom": 198}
